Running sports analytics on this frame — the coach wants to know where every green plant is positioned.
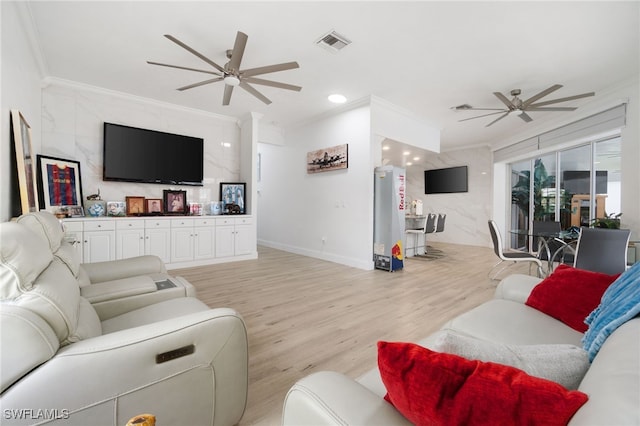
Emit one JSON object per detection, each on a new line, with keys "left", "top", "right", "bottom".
{"left": 590, "top": 212, "right": 622, "bottom": 229}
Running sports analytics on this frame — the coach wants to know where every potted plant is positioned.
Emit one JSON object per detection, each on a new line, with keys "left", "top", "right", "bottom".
{"left": 590, "top": 212, "right": 622, "bottom": 229}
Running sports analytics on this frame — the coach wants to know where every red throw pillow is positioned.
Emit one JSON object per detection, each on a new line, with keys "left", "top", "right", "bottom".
{"left": 525, "top": 264, "right": 619, "bottom": 332}
{"left": 378, "top": 341, "right": 588, "bottom": 426}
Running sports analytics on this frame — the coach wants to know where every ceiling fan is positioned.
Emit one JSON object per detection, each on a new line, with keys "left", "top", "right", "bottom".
{"left": 455, "top": 84, "right": 595, "bottom": 127}
{"left": 148, "top": 31, "right": 301, "bottom": 106}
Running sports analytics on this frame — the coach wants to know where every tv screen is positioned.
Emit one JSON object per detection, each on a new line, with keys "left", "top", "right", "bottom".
{"left": 425, "top": 166, "right": 468, "bottom": 194}
{"left": 562, "top": 170, "right": 607, "bottom": 194}
{"left": 103, "top": 123, "right": 204, "bottom": 186}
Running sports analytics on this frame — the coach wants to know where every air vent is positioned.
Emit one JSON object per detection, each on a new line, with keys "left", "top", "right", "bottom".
{"left": 316, "top": 30, "right": 352, "bottom": 52}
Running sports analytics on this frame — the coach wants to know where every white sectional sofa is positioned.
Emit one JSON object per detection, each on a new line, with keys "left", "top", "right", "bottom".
{"left": 283, "top": 272, "right": 640, "bottom": 425}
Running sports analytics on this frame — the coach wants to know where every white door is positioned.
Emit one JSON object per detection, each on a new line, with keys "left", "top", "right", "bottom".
{"left": 215, "top": 225, "right": 235, "bottom": 258}
{"left": 83, "top": 231, "right": 115, "bottom": 263}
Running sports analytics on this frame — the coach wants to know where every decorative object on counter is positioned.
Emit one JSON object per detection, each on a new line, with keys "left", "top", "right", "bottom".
{"left": 126, "top": 196, "right": 145, "bottom": 216}
{"left": 591, "top": 212, "right": 622, "bottom": 229}
{"left": 210, "top": 201, "right": 223, "bottom": 215}
{"left": 107, "top": 201, "right": 126, "bottom": 216}
{"left": 54, "top": 206, "right": 69, "bottom": 219}
{"left": 126, "top": 414, "right": 155, "bottom": 426}
{"left": 164, "top": 190, "right": 187, "bottom": 215}
{"left": 220, "top": 182, "right": 246, "bottom": 214}
{"left": 306, "top": 144, "right": 348, "bottom": 174}
{"left": 36, "top": 154, "right": 84, "bottom": 214}
{"left": 146, "top": 198, "right": 163, "bottom": 215}
{"left": 189, "top": 202, "right": 203, "bottom": 216}
{"left": 85, "top": 189, "right": 106, "bottom": 217}
{"left": 11, "top": 110, "right": 38, "bottom": 215}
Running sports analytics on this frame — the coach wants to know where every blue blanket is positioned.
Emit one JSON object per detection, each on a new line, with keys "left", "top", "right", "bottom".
{"left": 582, "top": 261, "right": 640, "bottom": 362}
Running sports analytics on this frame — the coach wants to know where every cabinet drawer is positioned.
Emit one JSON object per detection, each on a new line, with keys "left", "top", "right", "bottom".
{"left": 63, "top": 221, "right": 83, "bottom": 232}
{"left": 145, "top": 219, "right": 171, "bottom": 229}
{"left": 171, "top": 218, "right": 194, "bottom": 228}
{"left": 194, "top": 217, "right": 215, "bottom": 227}
{"left": 235, "top": 216, "right": 254, "bottom": 226}
{"left": 83, "top": 220, "right": 115, "bottom": 231}
{"left": 116, "top": 219, "right": 144, "bottom": 230}
{"left": 216, "top": 217, "right": 235, "bottom": 226}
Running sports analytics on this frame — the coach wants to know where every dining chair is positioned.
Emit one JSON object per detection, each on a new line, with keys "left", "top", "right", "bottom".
{"left": 405, "top": 213, "right": 436, "bottom": 256}
{"left": 423, "top": 213, "right": 447, "bottom": 259}
{"left": 488, "top": 220, "right": 543, "bottom": 280}
{"left": 573, "top": 227, "right": 631, "bottom": 275}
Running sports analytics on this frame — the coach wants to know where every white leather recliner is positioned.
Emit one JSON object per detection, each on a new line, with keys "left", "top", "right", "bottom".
{"left": 0, "top": 213, "right": 248, "bottom": 426}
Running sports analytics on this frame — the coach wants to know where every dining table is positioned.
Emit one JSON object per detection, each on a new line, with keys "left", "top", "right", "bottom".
{"left": 510, "top": 228, "right": 580, "bottom": 275}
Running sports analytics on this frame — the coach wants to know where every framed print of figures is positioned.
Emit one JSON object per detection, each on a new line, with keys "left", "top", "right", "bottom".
{"left": 164, "top": 190, "right": 187, "bottom": 215}
{"left": 126, "top": 196, "right": 145, "bottom": 216}
{"left": 36, "top": 155, "right": 83, "bottom": 211}
{"left": 307, "top": 144, "right": 348, "bottom": 174}
{"left": 10, "top": 110, "right": 38, "bottom": 214}
{"left": 146, "top": 198, "right": 163, "bottom": 214}
{"left": 220, "top": 182, "right": 246, "bottom": 214}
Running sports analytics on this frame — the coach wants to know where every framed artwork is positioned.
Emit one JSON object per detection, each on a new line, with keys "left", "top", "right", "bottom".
{"left": 10, "top": 110, "right": 38, "bottom": 214}
{"left": 307, "top": 144, "right": 348, "bottom": 174}
{"left": 126, "top": 196, "right": 145, "bottom": 216}
{"left": 220, "top": 182, "right": 246, "bottom": 214}
{"left": 146, "top": 198, "right": 163, "bottom": 214}
{"left": 164, "top": 190, "right": 187, "bottom": 215}
{"left": 68, "top": 205, "right": 85, "bottom": 217}
{"left": 36, "top": 154, "right": 83, "bottom": 211}
{"left": 107, "top": 201, "right": 126, "bottom": 217}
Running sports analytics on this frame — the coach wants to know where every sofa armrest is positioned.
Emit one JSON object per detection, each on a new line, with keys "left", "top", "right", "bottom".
{"left": 494, "top": 274, "right": 543, "bottom": 303}
{"left": 81, "top": 255, "right": 167, "bottom": 284}
{"left": 1, "top": 308, "right": 248, "bottom": 426}
{"left": 283, "top": 371, "right": 412, "bottom": 426}
{"left": 80, "top": 276, "right": 157, "bottom": 303}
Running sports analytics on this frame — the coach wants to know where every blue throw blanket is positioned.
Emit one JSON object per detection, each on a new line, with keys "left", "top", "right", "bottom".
{"left": 582, "top": 261, "right": 640, "bottom": 362}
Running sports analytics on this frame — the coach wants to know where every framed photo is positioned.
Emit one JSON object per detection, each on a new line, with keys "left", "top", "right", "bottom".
{"left": 220, "top": 182, "right": 246, "bottom": 214}
{"left": 68, "top": 205, "right": 85, "bottom": 218}
{"left": 146, "top": 198, "right": 163, "bottom": 214}
{"left": 126, "top": 196, "right": 145, "bottom": 216}
{"left": 10, "top": 110, "right": 38, "bottom": 214}
{"left": 307, "top": 144, "right": 348, "bottom": 174}
{"left": 164, "top": 190, "right": 187, "bottom": 215}
{"left": 36, "top": 154, "right": 83, "bottom": 211}
{"left": 107, "top": 201, "right": 126, "bottom": 217}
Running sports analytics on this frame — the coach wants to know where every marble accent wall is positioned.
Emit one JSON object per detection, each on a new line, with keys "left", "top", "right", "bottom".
{"left": 406, "top": 146, "right": 493, "bottom": 247}
{"left": 40, "top": 81, "right": 240, "bottom": 211}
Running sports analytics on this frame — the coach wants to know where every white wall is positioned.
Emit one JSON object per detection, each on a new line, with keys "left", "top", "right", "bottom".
{"left": 1, "top": 2, "right": 44, "bottom": 221}
{"left": 406, "top": 146, "right": 493, "bottom": 247}
{"left": 257, "top": 104, "right": 373, "bottom": 269}
{"left": 40, "top": 80, "right": 241, "bottom": 210}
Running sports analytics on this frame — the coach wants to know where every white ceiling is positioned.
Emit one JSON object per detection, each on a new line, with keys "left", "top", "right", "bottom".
{"left": 24, "top": 1, "right": 639, "bottom": 162}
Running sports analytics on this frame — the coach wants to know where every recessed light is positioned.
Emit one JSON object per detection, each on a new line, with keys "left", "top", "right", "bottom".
{"left": 406, "top": 162, "right": 413, "bottom": 166}
{"left": 403, "top": 151, "right": 411, "bottom": 156}
{"left": 328, "top": 94, "right": 347, "bottom": 104}
{"left": 413, "top": 156, "right": 420, "bottom": 161}
{"left": 221, "top": 142, "right": 231, "bottom": 148}
{"left": 382, "top": 145, "right": 390, "bottom": 151}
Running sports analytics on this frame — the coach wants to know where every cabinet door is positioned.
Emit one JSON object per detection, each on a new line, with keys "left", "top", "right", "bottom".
{"left": 171, "top": 228, "right": 194, "bottom": 263}
{"left": 64, "top": 230, "right": 84, "bottom": 263}
{"left": 235, "top": 224, "right": 256, "bottom": 256}
{"left": 145, "top": 227, "right": 171, "bottom": 263}
{"left": 194, "top": 226, "right": 215, "bottom": 260}
{"left": 116, "top": 229, "right": 145, "bottom": 259}
{"left": 83, "top": 231, "right": 115, "bottom": 263}
{"left": 215, "top": 225, "right": 235, "bottom": 258}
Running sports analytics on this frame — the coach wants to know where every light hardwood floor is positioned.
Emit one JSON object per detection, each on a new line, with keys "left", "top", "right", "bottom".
{"left": 170, "top": 242, "right": 532, "bottom": 425}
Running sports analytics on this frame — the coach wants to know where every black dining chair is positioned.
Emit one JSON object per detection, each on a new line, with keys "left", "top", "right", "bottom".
{"left": 573, "top": 227, "right": 631, "bottom": 275}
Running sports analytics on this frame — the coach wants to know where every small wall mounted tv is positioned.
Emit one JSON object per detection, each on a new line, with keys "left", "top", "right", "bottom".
{"left": 562, "top": 170, "right": 607, "bottom": 194}
{"left": 424, "top": 165, "right": 468, "bottom": 194}
{"left": 103, "top": 123, "right": 204, "bottom": 186}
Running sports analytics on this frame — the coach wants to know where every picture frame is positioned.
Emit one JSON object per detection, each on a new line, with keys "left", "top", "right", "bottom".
{"left": 220, "top": 182, "right": 246, "bottom": 215}
{"left": 126, "top": 196, "right": 145, "bottom": 216}
{"left": 68, "top": 205, "right": 85, "bottom": 218}
{"left": 307, "top": 144, "right": 348, "bottom": 174}
{"left": 163, "top": 190, "right": 187, "bottom": 215}
{"left": 107, "top": 201, "right": 126, "bottom": 217}
{"left": 146, "top": 198, "right": 163, "bottom": 215}
{"left": 10, "top": 110, "right": 39, "bottom": 214}
{"left": 36, "top": 154, "right": 83, "bottom": 211}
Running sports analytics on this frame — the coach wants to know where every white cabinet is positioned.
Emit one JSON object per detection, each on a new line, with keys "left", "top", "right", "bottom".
{"left": 116, "top": 220, "right": 145, "bottom": 259}
{"left": 83, "top": 220, "right": 115, "bottom": 263}
{"left": 144, "top": 219, "right": 171, "bottom": 263}
{"left": 170, "top": 218, "right": 216, "bottom": 263}
{"left": 62, "top": 221, "right": 84, "bottom": 263}
{"left": 216, "top": 217, "right": 256, "bottom": 257}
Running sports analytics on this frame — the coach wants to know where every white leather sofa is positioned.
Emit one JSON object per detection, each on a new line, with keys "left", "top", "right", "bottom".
{"left": 282, "top": 274, "right": 640, "bottom": 425}
{"left": 1, "top": 212, "right": 248, "bottom": 426}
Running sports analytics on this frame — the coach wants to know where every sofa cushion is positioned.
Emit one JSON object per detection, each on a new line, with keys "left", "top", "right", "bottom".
{"left": 429, "top": 330, "right": 589, "bottom": 389}
{"left": 378, "top": 341, "right": 588, "bottom": 426}
{"left": 525, "top": 264, "right": 619, "bottom": 332}
{"left": 17, "top": 211, "right": 64, "bottom": 253}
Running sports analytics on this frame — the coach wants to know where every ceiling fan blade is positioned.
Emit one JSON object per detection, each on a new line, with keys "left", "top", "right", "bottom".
{"left": 228, "top": 31, "right": 248, "bottom": 73}
{"left": 147, "top": 61, "right": 221, "bottom": 76}
{"left": 458, "top": 111, "right": 507, "bottom": 122}
{"left": 241, "top": 61, "right": 300, "bottom": 78}
{"left": 164, "top": 34, "right": 226, "bottom": 73}
{"left": 177, "top": 77, "right": 223, "bottom": 91}
{"left": 519, "top": 112, "right": 533, "bottom": 123}
{"left": 522, "top": 84, "right": 563, "bottom": 108}
{"left": 239, "top": 81, "right": 272, "bottom": 104}
{"left": 223, "top": 85, "right": 234, "bottom": 106}
{"left": 528, "top": 92, "right": 595, "bottom": 108}
{"left": 493, "top": 92, "right": 515, "bottom": 109}
{"left": 526, "top": 107, "right": 578, "bottom": 112}
{"left": 243, "top": 77, "right": 302, "bottom": 91}
{"left": 485, "top": 112, "right": 509, "bottom": 127}
{"left": 464, "top": 108, "right": 507, "bottom": 111}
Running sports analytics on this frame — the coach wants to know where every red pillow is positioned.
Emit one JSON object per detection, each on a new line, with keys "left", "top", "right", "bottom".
{"left": 378, "top": 341, "right": 588, "bottom": 426}
{"left": 525, "top": 264, "right": 619, "bottom": 332}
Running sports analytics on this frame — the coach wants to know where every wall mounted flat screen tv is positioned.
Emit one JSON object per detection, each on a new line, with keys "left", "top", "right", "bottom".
{"left": 424, "top": 165, "right": 468, "bottom": 194}
{"left": 103, "top": 123, "right": 204, "bottom": 186}
{"left": 562, "top": 170, "right": 607, "bottom": 194}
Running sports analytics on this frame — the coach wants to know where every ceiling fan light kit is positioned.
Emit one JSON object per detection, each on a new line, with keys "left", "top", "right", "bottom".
{"left": 148, "top": 31, "right": 301, "bottom": 106}
{"left": 456, "top": 84, "right": 595, "bottom": 127}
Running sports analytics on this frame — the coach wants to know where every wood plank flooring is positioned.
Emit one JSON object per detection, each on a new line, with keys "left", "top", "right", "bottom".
{"left": 169, "top": 242, "right": 532, "bottom": 425}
